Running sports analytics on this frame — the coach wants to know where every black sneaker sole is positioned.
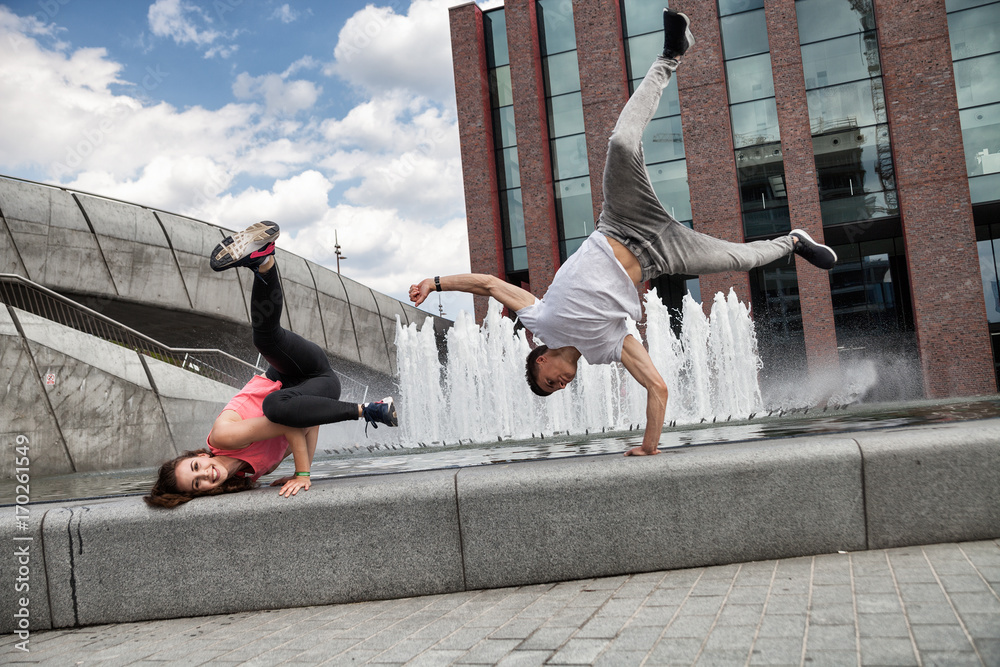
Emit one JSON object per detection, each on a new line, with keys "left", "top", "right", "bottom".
{"left": 210, "top": 221, "right": 280, "bottom": 272}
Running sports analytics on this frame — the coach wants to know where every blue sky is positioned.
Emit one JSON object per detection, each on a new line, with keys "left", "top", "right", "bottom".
{"left": 0, "top": 0, "right": 495, "bottom": 316}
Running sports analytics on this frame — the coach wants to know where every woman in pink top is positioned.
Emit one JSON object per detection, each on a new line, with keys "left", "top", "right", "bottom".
{"left": 145, "top": 221, "right": 399, "bottom": 508}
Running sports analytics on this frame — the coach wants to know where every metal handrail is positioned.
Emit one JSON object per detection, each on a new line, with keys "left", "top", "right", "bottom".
{"left": 0, "top": 273, "right": 263, "bottom": 388}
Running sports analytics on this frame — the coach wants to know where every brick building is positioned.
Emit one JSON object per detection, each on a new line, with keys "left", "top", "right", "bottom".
{"left": 449, "top": 0, "right": 999, "bottom": 399}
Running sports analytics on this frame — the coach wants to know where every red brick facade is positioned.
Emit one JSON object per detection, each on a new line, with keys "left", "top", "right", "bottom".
{"left": 875, "top": 0, "right": 995, "bottom": 396}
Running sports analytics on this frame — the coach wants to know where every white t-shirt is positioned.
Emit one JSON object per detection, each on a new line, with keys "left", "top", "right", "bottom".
{"left": 516, "top": 231, "right": 641, "bottom": 365}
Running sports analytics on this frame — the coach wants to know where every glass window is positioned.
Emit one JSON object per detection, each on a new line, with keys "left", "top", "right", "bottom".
{"left": 795, "top": 0, "right": 875, "bottom": 44}
{"left": 959, "top": 102, "right": 1000, "bottom": 176}
{"left": 970, "top": 172, "right": 1000, "bottom": 203}
{"left": 737, "top": 142, "right": 790, "bottom": 238}
{"left": 496, "top": 147, "right": 521, "bottom": 190}
{"left": 622, "top": 0, "right": 668, "bottom": 36}
{"left": 543, "top": 51, "right": 582, "bottom": 97}
{"left": 648, "top": 160, "right": 692, "bottom": 223}
{"left": 979, "top": 238, "right": 1000, "bottom": 322}
{"left": 720, "top": 10, "right": 769, "bottom": 59}
{"left": 719, "top": 0, "right": 765, "bottom": 17}
{"left": 547, "top": 93, "right": 586, "bottom": 139}
{"left": 494, "top": 105, "right": 517, "bottom": 148}
{"left": 490, "top": 66, "right": 513, "bottom": 108}
{"left": 954, "top": 53, "right": 1000, "bottom": 108}
{"left": 537, "top": 0, "right": 577, "bottom": 55}
{"left": 484, "top": 10, "right": 508, "bottom": 68}
{"left": 725, "top": 53, "right": 775, "bottom": 104}
{"left": 947, "top": 2, "right": 1000, "bottom": 60}
{"left": 561, "top": 237, "right": 586, "bottom": 260}
{"left": 947, "top": 0, "right": 997, "bottom": 11}
{"left": 550, "top": 134, "right": 590, "bottom": 180}
{"left": 819, "top": 190, "right": 898, "bottom": 226}
{"left": 730, "top": 98, "right": 781, "bottom": 147}
{"left": 801, "top": 31, "right": 881, "bottom": 90}
{"left": 501, "top": 188, "right": 526, "bottom": 248}
{"left": 626, "top": 32, "right": 664, "bottom": 78}
{"left": 806, "top": 79, "right": 887, "bottom": 132}
{"left": 642, "top": 115, "right": 686, "bottom": 164}
{"left": 555, "top": 176, "right": 595, "bottom": 241}
{"left": 506, "top": 246, "right": 528, "bottom": 273}
{"left": 813, "top": 124, "right": 895, "bottom": 197}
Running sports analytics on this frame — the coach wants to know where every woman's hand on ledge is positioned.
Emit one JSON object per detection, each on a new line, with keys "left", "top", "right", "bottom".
{"left": 276, "top": 475, "right": 311, "bottom": 497}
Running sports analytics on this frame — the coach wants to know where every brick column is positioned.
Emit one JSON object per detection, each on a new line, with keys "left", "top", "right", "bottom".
{"left": 765, "top": 0, "right": 840, "bottom": 373}
{"left": 572, "top": 0, "right": 629, "bottom": 220}
{"left": 672, "top": 0, "right": 751, "bottom": 307}
{"left": 506, "top": 0, "right": 561, "bottom": 299}
{"left": 875, "top": 0, "right": 995, "bottom": 396}
{"left": 450, "top": 3, "right": 504, "bottom": 322}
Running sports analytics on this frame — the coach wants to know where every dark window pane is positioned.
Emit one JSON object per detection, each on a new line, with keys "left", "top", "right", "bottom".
{"left": 947, "top": 0, "right": 996, "bottom": 11}
{"left": 801, "top": 31, "right": 881, "bottom": 90}
{"left": 807, "top": 79, "right": 887, "bottom": 132}
{"left": 490, "top": 66, "right": 513, "bottom": 108}
{"left": 626, "top": 32, "right": 663, "bottom": 78}
{"left": 642, "top": 115, "right": 685, "bottom": 163}
{"left": 814, "top": 124, "right": 895, "bottom": 197}
{"left": 954, "top": 53, "right": 1000, "bottom": 108}
{"left": 736, "top": 141, "right": 791, "bottom": 237}
{"left": 622, "top": 0, "right": 669, "bottom": 36}
{"left": 550, "top": 134, "right": 590, "bottom": 180}
{"left": 648, "top": 159, "right": 692, "bottom": 222}
{"left": 731, "top": 98, "right": 781, "bottom": 147}
{"left": 506, "top": 246, "right": 528, "bottom": 273}
{"left": 719, "top": 0, "right": 765, "bottom": 17}
{"left": 484, "top": 9, "right": 508, "bottom": 68}
{"left": 547, "top": 92, "right": 586, "bottom": 139}
{"left": 501, "top": 188, "right": 525, "bottom": 248}
{"left": 543, "top": 51, "right": 582, "bottom": 96}
{"left": 496, "top": 147, "right": 521, "bottom": 190}
{"left": 720, "top": 9, "right": 769, "bottom": 59}
{"left": 959, "top": 102, "right": 1000, "bottom": 176}
{"left": 819, "top": 190, "right": 898, "bottom": 225}
{"left": 494, "top": 105, "right": 517, "bottom": 148}
{"left": 948, "top": 2, "right": 1000, "bottom": 60}
{"left": 555, "top": 176, "right": 595, "bottom": 241}
{"left": 537, "top": 0, "right": 577, "bottom": 55}
{"left": 726, "top": 53, "right": 775, "bottom": 104}
{"left": 560, "top": 237, "right": 586, "bottom": 261}
{"left": 795, "top": 0, "right": 875, "bottom": 44}
{"left": 630, "top": 77, "right": 682, "bottom": 117}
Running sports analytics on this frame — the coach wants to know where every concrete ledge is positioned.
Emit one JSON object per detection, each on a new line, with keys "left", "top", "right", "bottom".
{"left": 4, "top": 420, "right": 1000, "bottom": 632}
{"left": 456, "top": 436, "right": 866, "bottom": 589}
{"left": 858, "top": 421, "right": 1000, "bottom": 549}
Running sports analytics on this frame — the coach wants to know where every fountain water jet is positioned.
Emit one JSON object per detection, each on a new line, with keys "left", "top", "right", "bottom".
{"left": 396, "top": 288, "right": 765, "bottom": 446}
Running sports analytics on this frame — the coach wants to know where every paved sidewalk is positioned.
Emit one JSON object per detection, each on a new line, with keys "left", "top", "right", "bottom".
{"left": 5, "top": 540, "right": 999, "bottom": 666}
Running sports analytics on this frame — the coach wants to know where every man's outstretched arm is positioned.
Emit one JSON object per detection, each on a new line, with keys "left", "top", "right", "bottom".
{"left": 619, "top": 334, "right": 669, "bottom": 456}
{"left": 410, "top": 274, "right": 536, "bottom": 313}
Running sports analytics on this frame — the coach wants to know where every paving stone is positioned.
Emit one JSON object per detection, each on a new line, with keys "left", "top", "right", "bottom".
{"left": 592, "top": 649, "right": 646, "bottom": 667}
{"left": 764, "top": 595, "right": 810, "bottom": 615}
{"left": 856, "top": 612, "right": 910, "bottom": 638}
{"left": 747, "top": 636, "right": 803, "bottom": 665}
{"left": 646, "top": 637, "right": 704, "bottom": 665}
{"left": 661, "top": 614, "right": 716, "bottom": 638}
{"left": 807, "top": 602, "right": 855, "bottom": 625}
{"left": 805, "top": 623, "right": 857, "bottom": 651}
{"left": 715, "top": 602, "right": 764, "bottom": 625}
{"left": 694, "top": 648, "right": 753, "bottom": 665}
{"left": 957, "top": 612, "right": 1000, "bottom": 638}
{"left": 495, "top": 649, "right": 555, "bottom": 667}
{"left": 910, "top": 624, "right": 975, "bottom": 652}
{"left": 456, "top": 638, "right": 521, "bottom": 664}
{"left": 402, "top": 650, "right": 467, "bottom": 666}
{"left": 800, "top": 649, "right": 861, "bottom": 666}
{"left": 920, "top": 651, "right": 983, "bottom": 667}
{"left": 859, "top": 637, "right": 919, "bottom": 665}
{"left": 855, "top": 593, "right": 904, "bottom": 614}
{"left": 546, "top": 638, "right": 610, "bottom": 665}
{"left": 518, "top": 627, "right": 576, "bottom": 651}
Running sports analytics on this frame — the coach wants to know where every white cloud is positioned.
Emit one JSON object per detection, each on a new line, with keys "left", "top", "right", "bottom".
{"left": 147, "top": 0, "right": 237, "bottom": 58}
{"left": 232, "top": 72, "right": 320, "bottom": 117}
{"left": 328, "top": 0, "right": 456, "bottom": 106}
{"left": 271, "top": 4, "right": 300, "bottom": 23}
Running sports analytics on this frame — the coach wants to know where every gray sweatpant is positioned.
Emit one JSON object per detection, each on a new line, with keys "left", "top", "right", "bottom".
{"left": 597, "top": 57, "right": 794, "bottom": 283}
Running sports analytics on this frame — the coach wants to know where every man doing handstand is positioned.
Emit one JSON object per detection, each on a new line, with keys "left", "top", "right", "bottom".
{"left": 410, "top": 10, "right": 836, "bottom": 457}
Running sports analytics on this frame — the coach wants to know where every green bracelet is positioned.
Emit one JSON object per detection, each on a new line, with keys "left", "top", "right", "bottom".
{"left": 295, "top": 471, "right": 310, "bottom": 477}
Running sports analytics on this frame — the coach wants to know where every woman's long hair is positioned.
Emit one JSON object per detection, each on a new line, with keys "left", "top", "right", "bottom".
{"left": 144, "top": 448, "right": 257, "bottom": 509}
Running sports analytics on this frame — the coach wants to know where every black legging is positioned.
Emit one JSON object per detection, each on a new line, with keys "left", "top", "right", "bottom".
{"left": 251, "top": 268, "right": 359, "bottom": 428}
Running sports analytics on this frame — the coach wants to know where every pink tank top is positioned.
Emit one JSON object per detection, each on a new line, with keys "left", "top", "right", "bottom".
{"left": 207, "top": 375, "right": 290, "bottom": 482}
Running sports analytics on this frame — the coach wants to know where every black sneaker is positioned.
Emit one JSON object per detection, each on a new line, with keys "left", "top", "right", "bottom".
{"left": 662, "top": 9, "right": 695, "bottom": 59}
{"left": 362, "top": 397, "right": 398, "bottom": 436}
{"left": 791, "top": 229, "right": 838, "bottom": 270}
{"left": 210, "top": 221, "right": 280, "bottom": 272}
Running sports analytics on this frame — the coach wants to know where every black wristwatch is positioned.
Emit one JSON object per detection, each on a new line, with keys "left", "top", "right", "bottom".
{"left": 434, "top": 276, "right": 442, "bottom": 292}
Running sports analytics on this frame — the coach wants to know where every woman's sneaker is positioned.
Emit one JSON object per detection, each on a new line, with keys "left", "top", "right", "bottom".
{"left": 210, "top": 221, "right": 280, "bottom": 272}
{"left": 791, "top": 229, "right": 838, "bottom": 270}
{"left": 362, "top": 397, "right": 399, "bottom": 436}
{"left": 662, "top": 9, "right": 695, "bottom": 59}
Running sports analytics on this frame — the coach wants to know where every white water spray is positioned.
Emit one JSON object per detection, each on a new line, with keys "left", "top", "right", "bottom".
{"left": 396, "top": 288, "right": 764, "bottom": 446}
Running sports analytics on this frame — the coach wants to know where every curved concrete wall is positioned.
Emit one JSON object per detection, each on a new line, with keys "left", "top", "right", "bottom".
{"left": 0, "top": 305, "right": 233, "bottom": 478}
{"left": 4, "top": 419, "right": 997, "bottom": 632}
{"left": 0, "top": 176, "right": 446, "bottom": 377}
